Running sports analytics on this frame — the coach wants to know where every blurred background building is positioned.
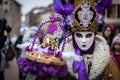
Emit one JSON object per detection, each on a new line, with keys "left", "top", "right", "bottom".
{"left": 26, "top": 3, "right": 53, "bottom": 26}
{"left": 0, "top": 0, "right": 54, "bottom": 37}
{"left": 0, "top": 0, "right": 21, "bottom": 37}
{"left": 105, "top": 0, "right": 120, "bottom": 32}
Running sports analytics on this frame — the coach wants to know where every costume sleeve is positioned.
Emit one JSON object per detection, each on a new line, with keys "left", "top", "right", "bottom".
{"left": 104, "top": 58, "right": 120, "bottom": 80}
{"left": 0, "top": 35, "right": 7, "bottom": 49}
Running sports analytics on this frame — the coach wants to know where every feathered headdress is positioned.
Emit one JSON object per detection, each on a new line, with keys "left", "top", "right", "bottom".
{"left": 54, "top": 0, "right": 112, "bottom": 33}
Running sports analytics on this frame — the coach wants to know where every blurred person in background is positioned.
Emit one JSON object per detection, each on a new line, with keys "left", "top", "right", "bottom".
{"left": 0, "top": 30, "right": 8, "bottom": 49}
{"left": 0, "top": 18, "right": 11, "bottom": 80}
{"left": 14, "top": 26, "right": 29, "bottom": 80}
{"left": 111, "top": 33, "right": 120, "bottom": 70}
{"left": 0, "top": 30, "right": 8, "bottom": 80}
{"left": 14, "top": 26, "right": 29, "bottom": 59}
{"left": 103, "top": 25, "right": 115, "bottom": 47}
{"left": 17, "top": 26, "right": 40, "bottom": 57}
{"left": 16, "top": 26, "right": 42, "bottom": 80}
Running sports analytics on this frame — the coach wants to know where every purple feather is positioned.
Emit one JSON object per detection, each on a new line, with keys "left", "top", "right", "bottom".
{"left": 17, "top": 57, "right": 68, "bottom": 78}
{"left": 48, "top": 23, "right": 57, "bottom": 33}
{"left": 54, "top": 0, "right": 74, "bottom": 15}
{"left": 95, "top": 5, "right": 105, "bottom": 13}
{"left": 54, "top": 0, "right": 64, "bottom": 14}
{"left": 99, "top": 0, "right": 112, "bottom": 8}
{"left": 64, "top": 4, "right": 74, "bottom": 15}
{"left": 42, "top": 23, "right": 57, "bottom": 37}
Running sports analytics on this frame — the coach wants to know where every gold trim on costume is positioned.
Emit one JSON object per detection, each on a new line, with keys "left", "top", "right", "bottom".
{"left": 72, "top": 0, "right": 98, "bottom": 32}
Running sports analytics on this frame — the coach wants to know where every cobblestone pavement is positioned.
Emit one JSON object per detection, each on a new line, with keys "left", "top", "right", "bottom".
{"left": 5, "top": 58, "right": 19, "bottom": 80}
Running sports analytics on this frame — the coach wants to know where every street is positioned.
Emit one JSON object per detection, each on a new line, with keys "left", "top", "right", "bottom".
{"left": 5, "top": 58, "right": 19, "bottom": 80}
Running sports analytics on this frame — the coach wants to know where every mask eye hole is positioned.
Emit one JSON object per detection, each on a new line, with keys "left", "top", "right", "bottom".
{"left": 86, "top": 33, "right": 92, "bottom": 38}
{"left": 76, "top": 33, "right": 82, "bottom": 38}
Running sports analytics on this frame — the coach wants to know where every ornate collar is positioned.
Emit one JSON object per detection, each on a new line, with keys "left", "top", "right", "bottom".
{"left": 88, "top": 35, "right": 110, "bottom": 79}
{"left": 63, "top": 35, "right": 110, "bottom": 79}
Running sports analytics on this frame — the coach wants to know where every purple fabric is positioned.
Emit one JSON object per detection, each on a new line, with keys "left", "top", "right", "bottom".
{"left": 48, "top": 24, "right": 57, "bottom": 33}
{"left": 55, "top": 51, "right": 62, "bottom": 58}
{"left": 99, "top": 0, "right": 112, "bottom": 8}
{"left": 95, "top": 0, "right": 112, "bottom": 13}
{"left": 73, "top": 60, "right": 89, "bottom": 80}
{"left": 95, "top": 5, "right": 105, "bottom": 13}
{"left": 54, "top": 0, "right": 74, "bottom": 15}
{"left": 25, "top": 45, "right": 32, "bottom": 51}
{"left": 73, "top": 61, "right": 80, "bottom": 73}
{"left": 72, "top": 60, "right": 89, "bottom": 80}
{"left": 17, "top": 57, "right": 68, "bottom": 78}
{"left": 64, "top": 4, "right": 75, "bottom": 15}
{"left": 48, "top": 49, "right": 55, "bottom": 55}
{"left": 37, "top": 46, "right": 49, "bottom": 54}
{"left": 42, "top": 23, "right": 57, "bottom": 37}
{"left": 78, "top": 59, "right": 88, "bottom": 80}
{"left": 72, "top": 34, "right": 89, "bottom": 80}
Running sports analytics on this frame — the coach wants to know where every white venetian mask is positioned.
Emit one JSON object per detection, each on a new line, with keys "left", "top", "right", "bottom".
{"left": 74, "top": 32, "right": 95, "bottom": 51}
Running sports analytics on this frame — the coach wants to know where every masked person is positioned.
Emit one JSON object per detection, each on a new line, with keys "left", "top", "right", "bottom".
{"left": 60, "top": 0, "right": 120, "bottom": 80}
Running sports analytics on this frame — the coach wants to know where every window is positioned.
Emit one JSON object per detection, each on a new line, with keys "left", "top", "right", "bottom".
{"left": 107, "top": 4, "right": 120, "bottom": 18}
